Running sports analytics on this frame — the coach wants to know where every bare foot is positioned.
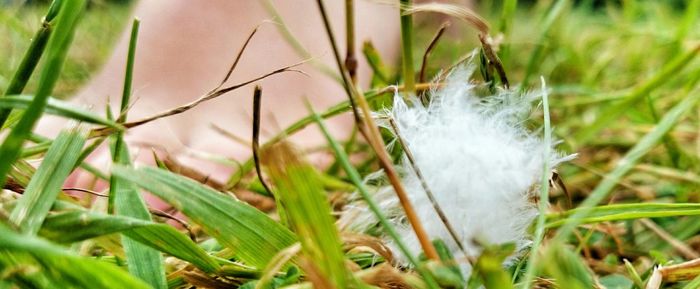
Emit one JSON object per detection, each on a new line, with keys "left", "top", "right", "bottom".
{"left": 36, "top": 0, "right": 400, "bottom": 184}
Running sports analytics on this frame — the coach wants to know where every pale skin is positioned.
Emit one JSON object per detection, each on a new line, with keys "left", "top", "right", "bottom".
{"left": 37, "top": 0, "right": 401, "bottom": 184}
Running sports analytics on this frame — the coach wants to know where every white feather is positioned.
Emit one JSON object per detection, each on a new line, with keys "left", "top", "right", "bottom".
{"left": 339, "top": 62, "right": 575, "bottom": 275}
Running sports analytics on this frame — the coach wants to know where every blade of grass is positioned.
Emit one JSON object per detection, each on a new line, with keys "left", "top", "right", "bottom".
{"left": 315, "top": 0, "right": 439, "bottom": 260}
{"left": 345, "top": 0, "right": 357, "bottom": 83}
{"left": 225, "top": 84, "right": 431, "bottom": 186}
{"left": 519, "top": 78, "right": 552, "bottom": 289}
{"left": 9, "top": 127, "right": 86, "bottom": 235}
{"left": 310, "top": 108, "right": 440, "bottom": 289}
{"left": 0, "top": 0, "right": 62, "bottom": 128}
{"left": 399, "top": 0, "right": 415, "bottom": 95}
{"left": 555, "top": 88, "right": 700, "bottom": 242}
{"left": 539, "top": 244, "right": 594, "bottom": 289}
{"left": 497, "top": 0, "right": 517, "bottom": 64}
{"left": 362, "top": 41, "right": 391, "bottom": 85}
{"left": 682, "top": 274, "right": 700, "bottom": 289}
{"left": 475, "top": 244, "right": 515, "bottom": 289}
{"left": 673, "top": 0, "right": 700, "bottom": 52}
{"left": 108, "top": 19, "right": 167, "bottom": 289}
{"left": 546, "top": 203, "right": 700, "bottom": 228}
{"left": 251, "top": 86, "right": 274, "bottom": 197}
{"left": 261, "top": 142, "right": 352, "bottom": 289}
{"left": 111, "top": 165, "right": 297, "bottom": 269}
{"left": 521, "top": 0, "right": 567, "bottom": 89}
{"left": 0, "top": 0, "right": 86, "bottom": 190}
{"left": 0, "top": 95, "right": 124, "bottom": 129}
{"left": 39, "top": 210, "right": 220, "bottom": 273}
{"left": 573, "top": 44, "right": 700, "bottom": 145}
{"left": 659, "top": 259, "right": 700, "bottom": 282}
{"left": 20, "top": 140, "right": 51, "bottom": 158}
{"left": 418, "top": 22, "right": 448, "bottom": 85}
{"left": 0, "top": 223, "right": 151, "bottom": 289}
{"left": 89, "top": 60, "right": 305, "bottom": 138}
{"left": 251, "top": 86, "right": 287, "bottom": 227}
{"left": 635, "top": 164, "right": 700, "bottom": 185}
{"left": 260, "top": 0, "right": 341, "bottom": 83}
{"left": 624, "top": 259, "right": 645, "bottom": 288}
{"left": 227, "top": 88, "right": 386, "bottom": 186}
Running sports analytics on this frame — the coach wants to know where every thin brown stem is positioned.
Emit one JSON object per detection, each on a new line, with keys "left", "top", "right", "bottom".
{"left": 314, "top": 0, "right": 361, "bottom": 125}
{"left": 90, "top": 61, "right": 306, "bottom": 138}
{"left": 478, "top": 34, "right": 509, "bottom": 89}
{"left": 161, "top": 155, "right": 276, "bottom": 212}
{"left": 550, "top": 170, "right": 572, "bottom": 209}
{"left": 388, "top": 118, "right": 468, "bottom": 259}
{"left": 659, "top": 258, "right": 700, "bottom": 281}
{"left": 640, "top": 219, "right": 700, "bottom": 260}
{"left": 227, "top": 82, "right": 446, "bottom": 187}
{"left": 399, "top": 0, "right": 416, "bottom": 96}
{"left": 4, "top": 178, "right": 24, "bottom": 194}
{"left": 63, "top": 187, "right": 109, "bottom": 197}
{"left": 344, "top": 0, "right": 358, "bottom": 84}
{"left": 252, "top": 86, "right": 274, "bottom": 197}
{"left": 315, "top": 0, "right": 439, "bottom": 261}
{"left": 213, "top": 26, "right": 259, "bottom": 92}
{"left": 419, "top": 22, "right": 449, "bottom": 84}
{"left": 149, "top": 208, "right": 197, "bottom": 241}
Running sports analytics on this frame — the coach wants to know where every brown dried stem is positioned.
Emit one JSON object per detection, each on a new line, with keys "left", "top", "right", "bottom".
{"left": 388, "top": 117, "right": 468, "bottom": 259}
{"left": 640, "top": 218, "right": 700, "bottom": 260}
{"left": 419, "top": 22, "right": 449, "bottom": 84}
{"left": 315, "top": 0, "right": 439, "bottom": 261}
{"left": 63, "top": 187, "right": 108, "bottom": 197}
{"left": 212, "top": 26, "right": 260, "bottom": 92}
{"left": 478, "top": 34, "right": 509, "bottom": 88}
{"left": 90, "top": 61, "right": 306, "bottom": 138}
{"left": 161, "top": 155, "right": 275, "bottom": 211}
{"left": 149, "top": 208, "right": 197, "bottom": 241}
{"left": 344, "top": 0, "right": 358, "bottom": 84}
{"left": 252, "top": 86, "right": 274, "bottom": 197}
{"left": 404, "top": 2, "right": 509, "bottom": 88}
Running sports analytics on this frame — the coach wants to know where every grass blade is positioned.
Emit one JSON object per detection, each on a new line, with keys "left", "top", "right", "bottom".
{"left": 539, "top": 244, "right": 594, "bottom": 289}
{"left": 556, "top": 88, "right": 700, "bottom": 242}
{"left": 682, "top": 275, "right": 700, "bottom": 289}
{"left": 260, "top": 0, "right": 341, "bottom": 83}
{"left": 261, "top": 142, "right": 352, "bottom": 288}
{"left": 111, "top": 165, "right": 297, "bottom": 269}
{"left": 497, "top": 0, "right": 517, "bottom": 64}
{"left": 310, "top": 108, "right": 441, "bottom": 289}
{"left": 521, "top": 0, "right": 567, "bottom": 88}
{"left": 0, "top": 0, "right": 62, "bottom": 127}
{"left": 362, "top": 41, "right": 391, "bottom": 85}
{"left": 0, "top": 95, "right": 124, "bottom": 129}
{"left": 107, "top": 19, "right": 167, "bottom": 289}
{"left": 113, "top": 167, "right": 168, "bottom": 288}
{"left": 399, "top": 0, "right": 416, "bottom": 95}
{"left": 9, "top": 127, "right": 86, "bottom": 235}
{"left": 519, "top": 78, "right": 552, "bottom": 289}
{"left": 39, "top": 210, "right": 220, "bottom": 273}
{"left": 0, "top": 0, "right": 86, "bottom": 190}
{"left": 573, "top": 44, "right": 700, "bottom": 145}
{"left": 547, "top": 203, "right": 700, "bottom": 228}
{"left": 0, "top": 223, "right": 151, "bottom": 289}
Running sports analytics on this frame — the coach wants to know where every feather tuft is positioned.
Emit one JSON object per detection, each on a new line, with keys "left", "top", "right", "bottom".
{"left": 339, "top": 61, "right": 574, "bottom": 275}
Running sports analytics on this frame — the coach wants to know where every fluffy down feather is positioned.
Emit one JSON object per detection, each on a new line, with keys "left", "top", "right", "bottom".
{"left": 338, "top": 63, "right": 574, "bottom": 274}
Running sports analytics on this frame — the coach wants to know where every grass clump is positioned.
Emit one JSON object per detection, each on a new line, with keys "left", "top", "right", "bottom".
{"left": 1, "top": 1, "right": 700, "bottom": 289}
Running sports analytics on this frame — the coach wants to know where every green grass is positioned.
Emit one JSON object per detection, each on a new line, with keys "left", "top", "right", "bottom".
{"left": 2, "top": 1, "right": 700, "bottom": 289}
{"left": 0, "top": 2, "right": 131, "bottom": 98}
